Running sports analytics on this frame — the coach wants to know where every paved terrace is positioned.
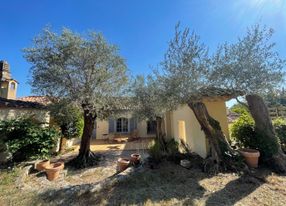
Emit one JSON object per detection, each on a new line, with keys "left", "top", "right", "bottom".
{"left": 73, "top": 137, "right": 154, "bottom": 152}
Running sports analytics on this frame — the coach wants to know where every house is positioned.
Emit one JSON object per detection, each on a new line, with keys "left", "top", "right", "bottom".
{"left": 95, "top": 88, "right": 242, "bottom": 158}
{"left": 0, "top": 61, "right": 49, "bottom": 124}
{"left": 1, "top": 61, "right": 240, "bottom": 159}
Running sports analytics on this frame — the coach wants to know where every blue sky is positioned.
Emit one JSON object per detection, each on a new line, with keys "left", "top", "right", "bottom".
{"left": 1, "top": 0, "right": 286, "bottom": 105}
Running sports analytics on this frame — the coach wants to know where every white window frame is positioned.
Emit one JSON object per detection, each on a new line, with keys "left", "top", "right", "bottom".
{"left": 115, "top": 118, "right": 129, "bottom": 133}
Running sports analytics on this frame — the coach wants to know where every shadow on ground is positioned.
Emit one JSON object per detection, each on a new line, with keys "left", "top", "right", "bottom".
{"left": 35, "top": 158, "right": 272, "bottom": 206}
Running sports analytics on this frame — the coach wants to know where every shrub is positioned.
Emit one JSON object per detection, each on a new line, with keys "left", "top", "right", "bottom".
{"left": 148, "top": 139, "right": 164, "bottom": 163}
{"left": 231, "top": 114, "right": 280, "bottom": 159}
{"left": 49, "top": 101, "right": 84, "bottom": 139}
{"left": 273, "top": 117, "right": 286, "bottom": 152}
{"left": 0, "top": 117, "right": 60, "bottom": 161}
{"left": 148, "top": 138, "right": 180, "bottom": 163}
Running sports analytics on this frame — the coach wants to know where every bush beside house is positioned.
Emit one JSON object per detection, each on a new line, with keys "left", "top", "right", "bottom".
{"left": 0, "top": 117, "right": 59, "bottom": 162}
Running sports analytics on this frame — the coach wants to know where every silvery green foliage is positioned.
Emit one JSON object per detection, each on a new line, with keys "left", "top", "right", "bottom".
{"left": 159, "top": 24, "right": 210, "bottom": 103}
{"left": 211, "top": 24, "right": 285, "bottom": 95}
{"left": 24, "top": 27, "right": 128, "bottom": 119}
{"left": 131, "top": 75, "right": 169, "bottom": 120}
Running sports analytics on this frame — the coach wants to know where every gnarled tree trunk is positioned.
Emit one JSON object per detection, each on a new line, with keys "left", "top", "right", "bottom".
{"left": 69, "top": 109, "right": 99, "bottom": 168}
{"left": 246, "top": 94, "right": 286, "bottom": 173}
{"left": 188, "top": 101, "right": 244, "bottom": 173}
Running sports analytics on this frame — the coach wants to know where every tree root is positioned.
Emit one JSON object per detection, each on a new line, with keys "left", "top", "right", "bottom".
{"left": 271, "top": 152, "right": 286, "bottom": 173}
{"left": 67, "top": 151, "right": 102, "bottom": 169}
{"left": 202, "top": 152, "right": 249, "bottom": 175}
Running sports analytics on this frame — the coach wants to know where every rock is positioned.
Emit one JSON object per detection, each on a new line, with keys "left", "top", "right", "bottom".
{"left": 0, "top": 151, "right": 12, "bottom": 164}
{"left": 180, "top": 159, "right": 191, "bottom": 169}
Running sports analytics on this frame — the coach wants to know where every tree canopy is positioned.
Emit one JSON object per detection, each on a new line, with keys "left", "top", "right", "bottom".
{"left": 210, "top": 25, "right": 285, "bottom": 96}
{"left": 158, "top": 23, "right": 210, "bottom": 104}
{"left": 24, "top": 27, "right": 129, "bottom": 118}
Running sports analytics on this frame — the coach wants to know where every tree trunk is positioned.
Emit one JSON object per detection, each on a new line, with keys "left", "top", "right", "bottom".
{"left": 58, "top": 125, "right": 67, "bottom": 154}
{"left": 156, "top": 116, "right": 166, "bottom": 149}
{"left": 188, "top": 101, "right": 244, "bottom": 173}
{"left": 246, "top": 94, "right": 286, "bottom": 172}
{"left": 58, "top": 136, "right": 67, "bottom": 154}
{"left": 69, "top": 109, "right": 99, "bottom": 168}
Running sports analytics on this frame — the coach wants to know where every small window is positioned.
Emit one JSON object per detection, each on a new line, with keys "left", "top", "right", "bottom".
{"left": 116, "top": 118, "right": 128, "bottom": 133}
{"left": 147, "top": 120, "right": 157, "bottom": 134}
{"left": 10, "top": 82, "right": 16, "bottom": 90}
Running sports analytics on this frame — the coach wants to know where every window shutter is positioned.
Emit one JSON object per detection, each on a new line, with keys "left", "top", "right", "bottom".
{"left": 129, "top": 118, "right": 137, "bottom": 132}
{"left": 108, "top": 119, "right": 114, "bottom": 133}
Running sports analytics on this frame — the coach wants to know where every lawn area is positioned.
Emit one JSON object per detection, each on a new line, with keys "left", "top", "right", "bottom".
{"left": 1, "top": 153, "right": 286, "bottom": 206}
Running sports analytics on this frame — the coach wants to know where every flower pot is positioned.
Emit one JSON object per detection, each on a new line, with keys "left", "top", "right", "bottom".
{"left": 130, "top": 153, "right": 141, "bottom": 165}
{"left": 117, "top": 158, "right": 130, "bottom": 172}
{"left": 45, "top": 162, "right": 64, "bottom": 181}
{"left": 35, "top": 160, "right": 50, "bottom": 171}
{"left": 239, "top": 148, "right": 260, "bottom": 168}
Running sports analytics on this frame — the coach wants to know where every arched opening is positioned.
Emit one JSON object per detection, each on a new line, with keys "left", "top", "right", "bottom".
{"left": 10, "top": 82, "right": 16, "bottom": 90}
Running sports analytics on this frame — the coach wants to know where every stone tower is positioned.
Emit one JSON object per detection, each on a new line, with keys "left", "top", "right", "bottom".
{"left": 0, "top": 60, "right": 18, "bottom": 99}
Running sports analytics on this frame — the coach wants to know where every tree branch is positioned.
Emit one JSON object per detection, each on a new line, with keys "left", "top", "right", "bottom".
{"left": 236, "top": 97, "right": 249, "bottom": 109}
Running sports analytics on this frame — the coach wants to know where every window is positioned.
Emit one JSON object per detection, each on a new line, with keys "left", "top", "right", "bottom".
{"left": 10, "top": 82, "right": 16, "bottom": 90}
{"left": 116, "top": 118, "right": 128, "bottom": 133}
{"left": 147, "top": 120, "right": 156, "bottom": 134}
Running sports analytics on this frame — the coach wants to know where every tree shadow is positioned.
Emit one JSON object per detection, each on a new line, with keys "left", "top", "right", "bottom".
{"left": 35, "top": 161, "right": 278, "bottom": 206}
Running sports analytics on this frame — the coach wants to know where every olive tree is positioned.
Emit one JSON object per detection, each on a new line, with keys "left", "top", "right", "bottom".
{"left": 24, "top": 28, "right": 128, "bottom": 167}
{"left": 132, "top": 75, "right": 172, "bottom": 147}
{"left": 159, "top": 24, "right": 242, "bottom": 172}
{"left": 211, "top": 25, "right": 286, "bottom": 172}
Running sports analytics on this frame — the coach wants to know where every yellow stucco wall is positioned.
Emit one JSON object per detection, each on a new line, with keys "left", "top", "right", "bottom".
{"left": 0, "top": 108, "right": 50, "bottom": 124}
{"left": 168, "top": 99, "right": 229, "bottom": 158}
{"left": 203, "top": 100, "right": 230, "bottom": 139}
{"left": 7, "top": 81, "right": 17, "bottom": 100}
{"left": 0, "top": 80, "right": 17, "bottom": 100}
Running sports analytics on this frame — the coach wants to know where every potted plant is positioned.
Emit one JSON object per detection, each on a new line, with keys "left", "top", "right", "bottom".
{"left": 35, "top": 159, "right": 50, "bottom": 171}
{"left": 239, "top": 148, "right": 260, "bottom": 168}
{"left": 45, "top": 162, "right": 65, "bottom": 181}
{"left": 117, "top": 158, "right": 130, "bottom": 172}
{"left": 130, "top": 153, "right": 141, "bottom": 165}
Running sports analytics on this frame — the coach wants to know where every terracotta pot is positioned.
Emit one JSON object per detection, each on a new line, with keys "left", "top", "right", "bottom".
{"left": 239, "top": 148, "right": 260, "bottom": 168}
{"left": 45, "top": 162, "right": 64, "bottom": 181}
{"left": 130, "top": 153, "right": 141, "bottom": 164}
{"left": 117, "top": 158, "right": 130, "bottom": 172}
{"left": 35, "top": 160, "right": 50, "bottom": 171}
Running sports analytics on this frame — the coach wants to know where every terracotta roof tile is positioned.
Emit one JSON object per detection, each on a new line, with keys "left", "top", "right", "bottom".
{"left": 0, "top": 97, "right": 47, "bottom": 109}
{"left": 17, "top": 96, "right": 52, "bottom": 106}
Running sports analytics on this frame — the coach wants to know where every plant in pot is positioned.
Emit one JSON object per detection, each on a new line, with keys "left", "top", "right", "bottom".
{"left": 231, "top": 114, "right": 261, "bottom": 168}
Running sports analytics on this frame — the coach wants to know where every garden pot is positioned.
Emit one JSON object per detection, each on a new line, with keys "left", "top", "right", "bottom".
{"left": 239, "top": 148, "right": 260, "bottom": 168}
{"left": 45, "top": 162, "right": 64, "bottom": 181}
{"left": 35, "top": 160, "right": 50, "bottom": 171}
{"left": 130, "top": 153, "right": 141, "bottom": 165}
{"left": 117, "top": 158, "right": 130, "bottom": 172}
